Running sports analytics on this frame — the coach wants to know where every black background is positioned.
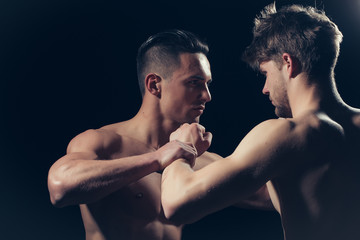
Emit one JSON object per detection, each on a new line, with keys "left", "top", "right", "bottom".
{"left": 2, "top": 0, "right": 360, "bottom": 239}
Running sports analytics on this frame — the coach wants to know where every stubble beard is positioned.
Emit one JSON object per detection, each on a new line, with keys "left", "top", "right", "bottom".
{"left": 275, "top": 105, "right": 292, "bottom": 118}
{"left": 274, "top": 91, "right": 292, "bottom": 118}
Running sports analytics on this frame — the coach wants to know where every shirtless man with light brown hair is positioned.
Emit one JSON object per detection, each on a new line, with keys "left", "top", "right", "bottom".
{"left": 47, "top": 29, "right": 220, "bottom": 240}
{"left": 161, "top": 4, "right": 360, "bottom": 240}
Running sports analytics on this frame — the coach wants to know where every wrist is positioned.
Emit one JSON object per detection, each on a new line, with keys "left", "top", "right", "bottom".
{"left": 152, "top": 150, "right": 163, "bottom": 173}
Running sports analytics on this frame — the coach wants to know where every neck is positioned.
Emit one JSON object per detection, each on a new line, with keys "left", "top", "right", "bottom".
{"left": 288, "top": 74, "right": 345, "bottom": 117}
{"left": 129, "top": 95, "right": 181, "bottom": 149}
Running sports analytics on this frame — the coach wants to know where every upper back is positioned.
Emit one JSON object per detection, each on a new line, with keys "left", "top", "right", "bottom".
{"left": 272, "top": 109, "right": 360, "bottom": 240}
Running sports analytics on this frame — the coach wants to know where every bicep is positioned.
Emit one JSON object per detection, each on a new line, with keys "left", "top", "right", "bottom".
{"left": 164, "top": 155, "right": 267, "bottom": 224}
{"left": 182, "top": 121, "right": 298, "bottom": 213}
{"left": 190, "top": 148, "right": 271, "bottom": 207}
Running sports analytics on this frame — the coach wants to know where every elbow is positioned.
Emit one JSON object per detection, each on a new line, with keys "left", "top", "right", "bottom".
{"left": 161, "top": 167, "right": 203, "bottom": 224}
{"left": 50, "top": 193, "right": 66, "bottom": 208}
{"left": 162, "top": 199, "right": 180, "bottom": 223}
{"left": 47, "top": 172, "right": 72, "bottom": 208}
{"left": 162, "top": 201, "right": 189, "bottom": 225}
{"left": 162, "top": 194, "right": 198, "bottom": 225}
{"left": 48, "top": 184, "right": 66, "bottom": 208}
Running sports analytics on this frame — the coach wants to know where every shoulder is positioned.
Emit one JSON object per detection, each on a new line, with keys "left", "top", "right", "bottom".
{"left": 241, "top": 118, "right": 298, "bottom": 146}
{"left": 235, "top": 118, "right": 301, "bottom": 157}
{"left": 248, "top": 114, "right": 341, "bottom": 147}
{"left": 249, "top": 113, "right": 342, "bottom": 154}
{"left": 222, "top": 113, "right": 344, "bottom": 180}
{"left": 67, "top": 128, "right": 122, "bottom": 155}
{"left": 229, "top": 117, "right": 321, "bottom": 171}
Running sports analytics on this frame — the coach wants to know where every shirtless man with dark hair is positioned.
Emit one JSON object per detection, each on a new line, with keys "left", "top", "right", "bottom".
{"left": 47, "top": 29, "right": 219, "bottom": 240}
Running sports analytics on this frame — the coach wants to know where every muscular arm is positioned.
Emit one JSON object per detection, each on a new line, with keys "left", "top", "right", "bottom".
{"left": 161, "top": 119, "right": 307, "bottom": 224}
{"left": 198, "top": 152, "right": 274, "bottom": 210}
{"left": 48, "top": 129, "right": 196, "bottom": 207}
{"left": 232, "top": 184, "right": 274, "bottom": 210}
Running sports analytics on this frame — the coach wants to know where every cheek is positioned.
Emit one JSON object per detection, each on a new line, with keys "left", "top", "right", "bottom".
{"left": 163, "top": 91, "right": 188, "bottom": 110}
{"left": 173, "top": 87, "right": 193, "bottom": 102}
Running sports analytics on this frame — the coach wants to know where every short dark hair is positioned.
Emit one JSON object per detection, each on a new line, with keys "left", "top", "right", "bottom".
{"left": 136, "top": 29, "right": 209, "bottom": 96}
{"left": 242, "top": 3, "right": 343, "bottom": 80}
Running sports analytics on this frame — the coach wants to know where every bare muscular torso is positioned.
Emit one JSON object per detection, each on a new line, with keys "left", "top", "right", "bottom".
{"left": 79, "top": 122, "right": 219, "bottom": 240}
{"left": 266, "top": 109, "right": 360, "bottom": 240}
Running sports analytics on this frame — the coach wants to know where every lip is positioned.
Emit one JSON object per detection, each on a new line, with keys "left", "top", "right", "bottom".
{"left": 193, "top": 105, "right": 205, "bottom": 110}
{"left": 269, "top": 98, "right": 274, "bottom": 105}
{"left": 192, "top": 105, "right": 205, "bottom": 115}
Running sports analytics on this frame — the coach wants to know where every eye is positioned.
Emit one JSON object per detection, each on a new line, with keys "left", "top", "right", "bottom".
{"left": 188, "top": 80, "right": 200, "bottom": 85}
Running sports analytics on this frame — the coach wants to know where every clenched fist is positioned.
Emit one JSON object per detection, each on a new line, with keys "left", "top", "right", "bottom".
{"left": 156, "top": 140, "right": 197, "bottom": 170}
{"left": 170, "top": 123, "right": 212, "bottom": 157}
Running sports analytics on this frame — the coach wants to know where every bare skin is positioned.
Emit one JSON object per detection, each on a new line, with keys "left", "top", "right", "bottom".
{"left": 47, "top": 52, "right": 216, "bottom": 240}
{"left": 50, "top": 121, "right": 220, "bottom": 240}
{"left": 90, "top": 125, "right": 222, "bottom": 239}
{"left": 161, "top": 55, "right": 360, "bottom": 240}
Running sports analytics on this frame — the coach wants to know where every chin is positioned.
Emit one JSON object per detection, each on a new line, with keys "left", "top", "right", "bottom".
{"left": 194, "top": 116, "right": 201, "bottom": 123}
{"left": 185, "top": 117, "right": 200, "bottom": 124}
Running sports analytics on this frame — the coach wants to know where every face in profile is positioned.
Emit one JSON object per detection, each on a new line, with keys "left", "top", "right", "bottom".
{"left": 160, "top": 52, "right": 212, "bottom": 124}
{"left": 260, "top": 60, "right": 292, "bottom": 118}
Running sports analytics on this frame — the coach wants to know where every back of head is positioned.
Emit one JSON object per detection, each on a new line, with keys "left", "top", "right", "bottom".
{"left": 243, "top": 3, "right": 343, "bottom": 81}
{"left": 136, "top": 29, "right": 209, "bottom": 96}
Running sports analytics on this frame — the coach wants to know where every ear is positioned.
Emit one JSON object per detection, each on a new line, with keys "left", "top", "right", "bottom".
{"left": 282, "top": 53, "right": 301, "bottom": 78}
{"left": 145, "top": 73, "right": 161, "bottom": 97}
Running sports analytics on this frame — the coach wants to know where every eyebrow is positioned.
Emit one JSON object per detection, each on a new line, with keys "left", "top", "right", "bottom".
{"left": 189, "top": 75, "right": 212, "bottom": 83}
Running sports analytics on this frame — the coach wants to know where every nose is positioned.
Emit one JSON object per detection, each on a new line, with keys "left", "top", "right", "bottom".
{"left": 200, "top": 84, "right": 212, "bottom": 102}
{"left": 262, "top": 80, "right": 269, "bottom": 95}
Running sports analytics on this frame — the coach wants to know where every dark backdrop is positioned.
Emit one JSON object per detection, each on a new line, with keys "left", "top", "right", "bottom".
{"left": 2, "top": 0, "right": 359, "bottom": 239}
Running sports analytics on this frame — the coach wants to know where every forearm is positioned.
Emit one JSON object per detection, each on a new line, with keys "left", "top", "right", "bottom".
{"left": 48, "top": 152, "right": 160, "bottom": 207}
